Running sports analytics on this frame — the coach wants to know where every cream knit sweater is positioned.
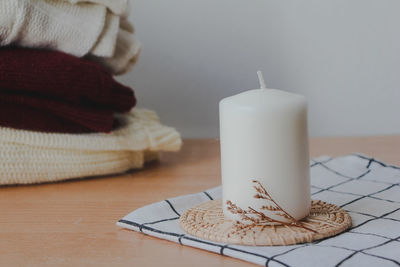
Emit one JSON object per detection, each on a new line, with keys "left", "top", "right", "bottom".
{"left": 64, "top": 0, "right": 128, "bottom": 15}
{"left": 0, "top": 109, "right": 182, "bottom": 185}
{"left": 0, "top": 0, "right": 140, "bottom": 74}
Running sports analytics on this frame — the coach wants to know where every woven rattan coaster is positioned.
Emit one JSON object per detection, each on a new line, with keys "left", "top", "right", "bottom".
{"left": 179, "top": 199, "right": 352, "bottom": 246}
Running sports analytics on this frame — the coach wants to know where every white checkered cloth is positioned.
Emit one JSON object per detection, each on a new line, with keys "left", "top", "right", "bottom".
{"left": 117, "top": 154, "right": 400, "bottom": 267}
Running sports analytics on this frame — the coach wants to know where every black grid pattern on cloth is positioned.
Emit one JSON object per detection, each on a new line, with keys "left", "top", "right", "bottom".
{"left": 118, "top": 154, "right": 400, "bottom": 267}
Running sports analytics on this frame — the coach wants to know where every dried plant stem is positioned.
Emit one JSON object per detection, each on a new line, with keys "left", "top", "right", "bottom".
{"left": 226, "top": 180, "right": 317, "bottom": 233}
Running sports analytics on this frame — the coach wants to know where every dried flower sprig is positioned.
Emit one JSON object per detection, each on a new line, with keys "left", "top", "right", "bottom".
{"left": 226, "top": 180, "right": 317, "bottom": 233}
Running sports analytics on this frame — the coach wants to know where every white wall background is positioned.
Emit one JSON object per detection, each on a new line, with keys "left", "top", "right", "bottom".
{"left": 118, "top": 0, "right": 400, "bottom": 138}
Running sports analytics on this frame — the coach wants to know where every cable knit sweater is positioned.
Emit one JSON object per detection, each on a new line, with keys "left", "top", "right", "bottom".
{"left": 0, "top": 109, "right": 182, "bottom": 185}
{"left": 0, "top": 0, "right": 141, "bottom": 74}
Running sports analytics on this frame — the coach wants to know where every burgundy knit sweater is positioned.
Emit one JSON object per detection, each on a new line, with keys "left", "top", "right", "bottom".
{"left": 0, "top": 47, "right": 136, "bottom": 133}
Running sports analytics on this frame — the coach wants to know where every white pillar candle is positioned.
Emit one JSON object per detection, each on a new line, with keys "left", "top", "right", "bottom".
{"left": 219, "top": 72, "right": 311, "bottom": 223}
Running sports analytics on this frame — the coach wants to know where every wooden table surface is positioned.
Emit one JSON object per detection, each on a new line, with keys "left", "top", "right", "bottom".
{"left": 1, "top": 136, "right": 399, "bottom": 266}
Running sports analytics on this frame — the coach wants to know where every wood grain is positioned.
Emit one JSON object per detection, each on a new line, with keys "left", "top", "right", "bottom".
{"left": 0, "top": 137, "right": 399, "bottom": 266}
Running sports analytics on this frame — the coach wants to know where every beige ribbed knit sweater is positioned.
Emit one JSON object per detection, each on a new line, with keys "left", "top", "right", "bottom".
{"left": 0, "top": 109, "right": 182, "bottom": 185}
{"left": 0, "top": 0, "right": 140, "bottom": 74}
{"left": 64, "top": 0, "right": 128, "bottom": 15}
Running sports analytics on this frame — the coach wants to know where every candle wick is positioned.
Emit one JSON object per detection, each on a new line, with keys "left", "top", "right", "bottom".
{"left": 257, "top": 71, "right": 267, "bottom": 90}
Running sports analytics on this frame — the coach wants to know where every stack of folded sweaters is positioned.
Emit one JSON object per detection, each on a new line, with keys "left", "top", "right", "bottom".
{"left": 0, "top": 0, "right": 182, "bottom": 185}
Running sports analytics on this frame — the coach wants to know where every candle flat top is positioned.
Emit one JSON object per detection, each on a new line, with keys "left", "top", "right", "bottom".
{"left": 220, "top": 89, "right": 306, "bottom": 110}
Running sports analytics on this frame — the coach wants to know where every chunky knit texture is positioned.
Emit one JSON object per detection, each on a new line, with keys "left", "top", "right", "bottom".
{"left": 0, "top": 109, "right": 182, "bottom": 185}
{"left": 89, "top": 28, "right": 141, "bottom": 75}
{"left": 0, "top": 47, "right": 136, "bottom": 133}
{"left": 0, "top": 0, "right": 141, "bottom": 75}
{"left": 0, "top": 98, "right": 114, "bottom": 133}
{"left": 0, "top": 142, "right": 160, "bottom": 185}
{"left": 64, "top": 0, "right": 129, "bottom": 15}
{"left": 0, "top": 0, "right": 110, "bottom": 57}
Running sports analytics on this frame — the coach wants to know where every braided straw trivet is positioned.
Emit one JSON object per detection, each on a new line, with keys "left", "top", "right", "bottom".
{"left": 179, "top": 199, "right": 352, "bottom": 246}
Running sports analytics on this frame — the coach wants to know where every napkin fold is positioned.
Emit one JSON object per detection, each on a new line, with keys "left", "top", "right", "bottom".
{"left": 118, "top": 154, "right": 400, "bottom": 267}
